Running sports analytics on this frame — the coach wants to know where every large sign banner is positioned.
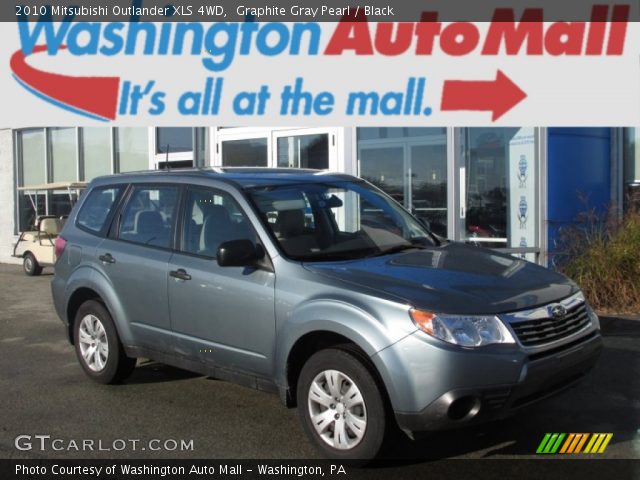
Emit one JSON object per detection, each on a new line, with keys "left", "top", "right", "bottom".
{"left": 1, "top": 1, "right": 639, "bottom": 126}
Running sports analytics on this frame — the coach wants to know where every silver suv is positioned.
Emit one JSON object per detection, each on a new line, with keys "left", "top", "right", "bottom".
{"left": 51, "top": 168, "right": 602, "bottom": 460}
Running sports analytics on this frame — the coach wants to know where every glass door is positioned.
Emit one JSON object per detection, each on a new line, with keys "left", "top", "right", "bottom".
{"left": 358, "top": 128, "right": 448, "bottom": 237}
{"left": 408, "top": 142, "right": 447, "bottom": 237}
{"left": 458, "top": 128, "right": 539, "bottom": 261}
{"left": 359, "top": 145, "right": 406, "bottom": 206}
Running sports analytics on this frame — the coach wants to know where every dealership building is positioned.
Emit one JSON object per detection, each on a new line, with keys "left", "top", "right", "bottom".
{"left": 1, "top": 126, "right": 639, "bottom": 267}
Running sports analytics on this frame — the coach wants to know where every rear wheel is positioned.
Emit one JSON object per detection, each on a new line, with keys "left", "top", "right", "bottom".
{"left": 23, "top": 253, "right": 42, "bottom": 276}
{"left": 73, "top": 300, "right": 136, "bottom": 384}
{"left": 297, "top": 348, "right": 387, "bottom": 461}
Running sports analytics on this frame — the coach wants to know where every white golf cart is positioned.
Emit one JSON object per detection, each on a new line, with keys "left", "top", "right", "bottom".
{"left": 13, "top": 181, "right": 87, "bottom": 276}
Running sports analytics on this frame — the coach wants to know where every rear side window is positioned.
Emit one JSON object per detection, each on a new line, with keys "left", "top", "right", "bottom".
{"left": 76, "top": 186, "right": 122, "bottom": 235}
{"left": 118, "top": 185, "right": 178, "bottom": 249}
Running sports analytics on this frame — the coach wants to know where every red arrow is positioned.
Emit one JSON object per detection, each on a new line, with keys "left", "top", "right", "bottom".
{"left": 441, "top": 70, "right": 527, "bottom": 121}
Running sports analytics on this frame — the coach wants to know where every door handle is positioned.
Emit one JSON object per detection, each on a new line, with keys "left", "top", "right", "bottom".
{"left": 98, "top": 253, "right": 116, "bottom": 264}
{"left": 169, "top": 269, "right": 192, "bottom": 281}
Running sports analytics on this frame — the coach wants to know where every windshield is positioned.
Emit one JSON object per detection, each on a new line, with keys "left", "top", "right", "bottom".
{"left": 247, "top": 181, "right": 438, "bottom": 261}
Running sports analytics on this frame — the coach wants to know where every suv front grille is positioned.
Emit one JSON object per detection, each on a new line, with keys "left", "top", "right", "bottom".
{"left": 511, "top": 302, "right": 590, "bottom": 347}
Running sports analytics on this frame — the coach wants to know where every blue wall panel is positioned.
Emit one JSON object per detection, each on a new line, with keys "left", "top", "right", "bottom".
{"left": 547, "top": 128, "right": 611, "bottom": 264}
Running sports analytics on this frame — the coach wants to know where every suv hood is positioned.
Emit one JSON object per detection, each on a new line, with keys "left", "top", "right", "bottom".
{"left": 304, "top": 242, "right": 578, "bottom": 315}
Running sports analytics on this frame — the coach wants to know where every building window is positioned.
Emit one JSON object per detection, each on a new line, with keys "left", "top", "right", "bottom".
{"left": 156, "top": 127, "right": 193, "bottom": 154}
{"left": 19, "top": 128, "right": 46, "bottom": 186}
{"left": 17, "top": 193, "right": 45, "bottom": 231}
{"left": 194, "top": 127, "right": 208, "bottom": 167}
{"left": 623, "top": 128, "right": 640, "bottom": 209}
{"left": 82, "top": 128, "right": 112, "bottom": 180}
{"left": 116, "top": 127, "right": 149, "bottom": 172}
{"left": 50, "top": 127, "right": 77, "bottom": 183}
{"left": 358, "top": 127, "right": 448, "bottom": 237}
{"left": 221, "top": 138, "right": 268, "bottom": 167}
{"left": 276, "top": 134, "right": 329, "bottom": 169}
{"left": 461, "top": 128, "right": 538, "bottom": 260}
{"left": 17, "top": 129, "right": 46, "bottom": 231}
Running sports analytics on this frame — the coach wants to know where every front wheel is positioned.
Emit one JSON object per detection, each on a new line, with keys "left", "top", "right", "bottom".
{"left": 73, "top": 300, "right": 136, "bottom": 384}
{"left": 23, "top": 253, "right": 42, "bottom": 276}
{"left": 297, "top": 348, "right": 387, "bottom": 461}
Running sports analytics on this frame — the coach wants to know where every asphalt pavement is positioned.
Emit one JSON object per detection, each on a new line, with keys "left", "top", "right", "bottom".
{"left": 0, "top": 263, "right": 638, "bottom": 466}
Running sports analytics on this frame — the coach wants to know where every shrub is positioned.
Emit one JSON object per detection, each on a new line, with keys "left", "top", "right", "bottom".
{"left": 556, "top": 204, "right": 640, "bottom": 313}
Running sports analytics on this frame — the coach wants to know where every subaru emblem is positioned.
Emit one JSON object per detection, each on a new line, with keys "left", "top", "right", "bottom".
{"left": 551, "top": 304, "right": 567, "bottom": 319}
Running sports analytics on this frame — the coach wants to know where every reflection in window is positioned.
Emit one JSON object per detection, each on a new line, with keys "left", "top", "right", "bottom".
{"left": 359, "top": 146, "right": 404, "bottom": 205}
{"left": 357, "top": 127, "right": 448, "bottom": 237}
{"left": 623, "top": 128, "right": 640, "bottom": 210}
{"left": 463, "top": 128, "right": 537, "bottom": 259}
{"left": 77, "top": 187, "right": 122, "bottom": 234}
{"left": 410, "top": 144, "right": 447, "bottom": 237}
{"left": 17, "top": 129, "right": 46, "bottom": 231}
{"left": 277, "top": 134, "right": 329, "bottom": 169}
{"left": 82, "top": 128, "right": 112, "bottom": 180}
{"left": 222, "top": 138, "right": 268, "bottom": 166}
{"left": 116, "top": 127, "right": 149, "bottom": 172}
{"left": 156, "top": 127, "right": 193, "bottom": 154}
{"left": 50, "top": 128, "right": 77, "bottom": 182}
{"left": 194, "top": 127, "right": 208, "bottom": 166}
{"left": 20, "top": 129, "right": 46, "bottom": 186}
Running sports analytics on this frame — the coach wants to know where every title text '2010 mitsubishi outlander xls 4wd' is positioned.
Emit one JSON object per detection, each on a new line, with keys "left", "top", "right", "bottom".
{"left": 51, "top": 168, "right": 602, "bottom": 460}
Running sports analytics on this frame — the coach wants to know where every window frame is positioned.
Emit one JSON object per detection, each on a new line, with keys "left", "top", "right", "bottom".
{"left": 75, "top": 184, "right": 126, "bottom": 238}
{"left": 112, "top": 182, "right": 182, "bottom": 251}
{"left": 176, "top": 185, "right": 259, "bottom": 260}
{"left": 153, "top": 128, "right": 201, "bottom": 169}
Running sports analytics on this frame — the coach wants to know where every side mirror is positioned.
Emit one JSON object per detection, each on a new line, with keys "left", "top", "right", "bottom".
{"left": 217, "top": 239, "right": 261, "bottom": 267}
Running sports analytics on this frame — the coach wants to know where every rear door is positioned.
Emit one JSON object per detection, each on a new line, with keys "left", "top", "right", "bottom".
{"left": 95, "top": 183, "right": 179, "bottom": 353}
{"left": 167, "top": 185, "right": 276, "bottom": 377}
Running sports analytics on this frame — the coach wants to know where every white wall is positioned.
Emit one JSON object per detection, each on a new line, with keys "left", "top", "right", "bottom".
{"left": 0, "top": 128, "right": 18, "bottom": 264}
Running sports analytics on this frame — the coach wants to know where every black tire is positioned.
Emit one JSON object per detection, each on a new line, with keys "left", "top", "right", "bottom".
{"left": 73, "top": 300, "right": 136, "bottom": 384}
{"left": 23, "top": 253, "right": 42, "bottom": 276}
{"left": 297, "top": 347, "right": 387, "bottom": 462}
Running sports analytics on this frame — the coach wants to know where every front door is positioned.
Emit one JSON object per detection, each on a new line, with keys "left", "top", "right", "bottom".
{"left": 167, "top": 186, "right": 276, "bottom": 377}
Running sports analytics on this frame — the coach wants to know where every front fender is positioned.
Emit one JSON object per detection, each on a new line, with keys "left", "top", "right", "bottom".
{"left": 274, "top": 298, "right": 414, "bottom": 395}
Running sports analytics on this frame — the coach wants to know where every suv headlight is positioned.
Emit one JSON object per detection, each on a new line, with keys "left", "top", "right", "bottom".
{"left": 410, "top": 309, "right": 516, "bottom": 347}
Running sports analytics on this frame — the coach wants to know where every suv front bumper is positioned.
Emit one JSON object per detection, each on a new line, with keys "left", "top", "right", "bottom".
{"left": 373, "top": 329, "right": 602, "bottom": 435}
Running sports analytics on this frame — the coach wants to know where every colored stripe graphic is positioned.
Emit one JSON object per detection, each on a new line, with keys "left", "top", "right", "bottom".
{"left": 536, "top": 433, "right": 552, "bottom": 453}
{"left": 597, "top": 434, "right": 613, "bottom": 453}
{"left": 559, "top": 433, "right": 575, "bottom": 453}
{"left": 537, "top": 433, "right": 566, "bottom": 454}
{"left": 10, "top": 45, "right": 120, "bottom": 121}
{"left": 537, "top": 433, "right": 613, "bottom": 454}
{"left": 574, "top": 433, "right": 589, "bottom": 453}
